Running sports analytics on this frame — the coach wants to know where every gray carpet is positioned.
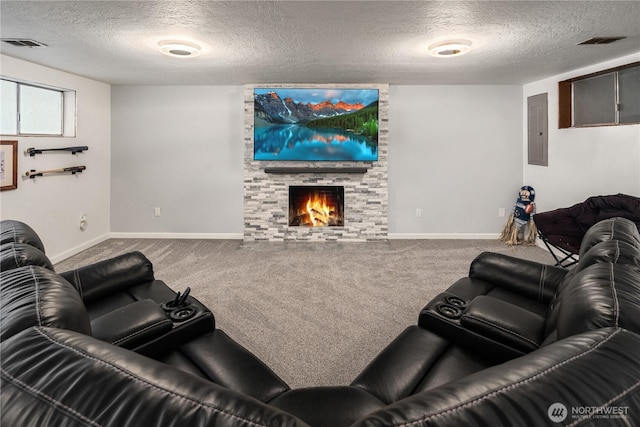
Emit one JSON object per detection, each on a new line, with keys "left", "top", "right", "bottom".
{"left": 54, "top": 238, "right": 553, "bottom": 389}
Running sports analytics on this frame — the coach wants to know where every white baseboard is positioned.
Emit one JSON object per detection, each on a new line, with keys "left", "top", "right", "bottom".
{"left": 49, "top": 233, "right": 111, "bottom": 264}
{"left": 109, "top": 232, "right": 243, "bottom": 240}
{"left": 388, "top": 233, "right": 501, "bottom": 240}
{"left": 50, "top": 232, "right": 500, "bottom": 263}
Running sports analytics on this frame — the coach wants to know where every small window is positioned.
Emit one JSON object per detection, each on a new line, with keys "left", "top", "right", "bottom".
{"left": 619, "top": 66, "right": 640, "bottom": 123}
{"left": 0, "top": 80, "right": 18, "bottom": 134}
{"left": 0, "top": 78, "right": 76, "bottom": 136}
{"left": 573, "top": 73, "right": 616, "bottom": 126}
{"left": 559, "top": 62, "right": 640, "bottom": 128}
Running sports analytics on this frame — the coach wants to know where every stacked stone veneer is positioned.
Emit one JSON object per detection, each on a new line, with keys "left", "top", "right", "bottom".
{"left": 244, "top": 84, "right": 389, "bottom": 242}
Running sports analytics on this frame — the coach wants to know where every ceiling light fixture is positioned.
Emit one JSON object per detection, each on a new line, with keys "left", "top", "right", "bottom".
{"left": 428, "top": 40, "right": 472, "bottom": 58}
{"left": 158, "top": 40, "right": 201, "bottom": 58}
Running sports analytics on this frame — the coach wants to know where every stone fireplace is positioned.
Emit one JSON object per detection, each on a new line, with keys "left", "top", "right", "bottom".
{"left": 243, "top": 84, "right": 389, "bottom": 242}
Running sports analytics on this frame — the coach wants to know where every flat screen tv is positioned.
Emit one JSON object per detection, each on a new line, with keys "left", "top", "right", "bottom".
{"left": 253, "top": 87, "right": 379, "bottom": 161}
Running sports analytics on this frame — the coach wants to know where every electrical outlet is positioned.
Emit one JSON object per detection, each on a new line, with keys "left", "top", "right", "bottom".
{"left": 415, "top": 208, "right": 422, "bottom": 218}
{"left": 154, "top": 207, "right": 161, "bottom": 217}
{"left": 79, "top": 214, "right": 88, "bottom": 231}
{"left": 498, "top": 208, "right": 506, "bottom": 217}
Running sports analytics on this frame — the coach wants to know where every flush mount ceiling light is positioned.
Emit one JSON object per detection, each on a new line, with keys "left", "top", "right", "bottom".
{"left": 158, "top": 40, "right": 201, "bottom": 58}
{"left": 428, "top": 39, "right": 472, "bottom": 58}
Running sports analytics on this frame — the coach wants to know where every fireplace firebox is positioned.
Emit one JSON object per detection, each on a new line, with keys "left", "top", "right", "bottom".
{"left": 289, "top": 186, "right": 344, "bottom": 227}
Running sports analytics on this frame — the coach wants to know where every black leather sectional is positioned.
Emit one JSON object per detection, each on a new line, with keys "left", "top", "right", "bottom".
{"left": 1, "top": 218, "right": 639, "bottom": 426}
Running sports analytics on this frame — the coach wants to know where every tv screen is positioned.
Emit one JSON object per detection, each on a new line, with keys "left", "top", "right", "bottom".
{"left": 254, "top": 88, "right": 379, "bottom": 161}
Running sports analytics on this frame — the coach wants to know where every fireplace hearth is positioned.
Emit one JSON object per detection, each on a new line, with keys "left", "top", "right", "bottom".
{"left": 289, "top": 186, "right": 344, "bottom": 227}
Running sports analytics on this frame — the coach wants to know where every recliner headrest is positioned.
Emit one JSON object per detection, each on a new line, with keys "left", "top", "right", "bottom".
{"left": 0, "top": 242, "right": 54, "bottom": 272}
{"left": 556, "top": 262, "right": 640, "bottom": 340}
{"left": 575, "top": 239, "right": 640, "bottom": 272}
{"left": 579, "top": 217, "right": 640, "bottom": 256}
{"left": 0, "top": 266, "right": 91, "bottom": 342}
{"left": 0, "top": 220, "right": 46, "bottom": 254}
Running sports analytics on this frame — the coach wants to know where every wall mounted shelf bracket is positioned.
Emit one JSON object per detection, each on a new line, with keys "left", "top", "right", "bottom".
{"left": 26, "top": 146, "right": 88, "bottom": 156}
{"left": 25, "top": 165, "right": 86, "bottom": 179}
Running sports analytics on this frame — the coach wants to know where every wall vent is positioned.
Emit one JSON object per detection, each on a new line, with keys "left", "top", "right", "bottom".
{"left": 1, "top": 38, "right": 48, "bottom": 47}
{"left": 577, "top": 37, "right": 626, "bottom": 45}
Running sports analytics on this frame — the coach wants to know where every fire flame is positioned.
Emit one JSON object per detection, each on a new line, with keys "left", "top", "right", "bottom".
{"left": 305, "top": 193, "right": 337, "bottom": 226}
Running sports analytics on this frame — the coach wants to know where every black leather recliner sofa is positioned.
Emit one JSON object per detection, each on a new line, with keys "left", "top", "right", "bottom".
{"left": 1, "top": 218, "right": 639, "bottom": 426}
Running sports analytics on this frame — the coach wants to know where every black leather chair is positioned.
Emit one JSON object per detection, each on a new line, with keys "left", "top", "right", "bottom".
{"left": 348, "top": 219, "right": 640, "bottom": 425}
{"left": 0, "top": 220, "right": 290, "bottom": 405}
{"left": 0, "top": 265, "right": 306, "bottom": 427}
{"left": 2, "top": 217, "right": 639, "bottom": 426}
{"left": 0, "top": 227, "right": 210, "bottom": 350}
{"left": 442, "top": 216, "right": 640, "bottom": 318}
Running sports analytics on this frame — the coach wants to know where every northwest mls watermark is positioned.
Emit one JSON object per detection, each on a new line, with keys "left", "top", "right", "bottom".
{"left": 548, "top": 403, "right": 630, "bottom": 423}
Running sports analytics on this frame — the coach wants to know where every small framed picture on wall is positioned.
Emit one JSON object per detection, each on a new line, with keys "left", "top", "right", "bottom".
{"left": 1, "top": 140, "right": 18, "bottom": 191}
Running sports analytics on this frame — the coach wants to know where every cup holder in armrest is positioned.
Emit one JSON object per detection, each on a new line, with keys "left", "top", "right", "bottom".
{"left": 169, "top": 306, "right": 197, "bottom": 322}
{"left": 134, "top": 292, "right": 215, "bottom": 357}
{"left": 160, "top": 287, "right": 198, "bottom": 321}
{"left": 445, "top": 295, "right": 467, "bottom": 309}
{"left": 436, "top": 303, "right": 463, "bottom": 319}
{"left": 160, "top": 287, "right": 191, "bottom": 312}
{"left": 160, "top": 299, "right": 198, "bottom": 322}
{"left": 160, "top": 300, "right": 183, "bottom": 311}
{"left": 419, "top": 292, "right": 469, "bottom": 328}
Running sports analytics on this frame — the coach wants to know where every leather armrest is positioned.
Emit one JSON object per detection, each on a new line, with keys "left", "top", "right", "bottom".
{"left": 91, "top": 299, "right": 173, "bottom": 349}
{"left": 469, "top": 252, "right": 567, "bottom": 303}
{"left": 164, "top": 329, "right": 289, "bottom": 403}
{"left": 460, "top": 296, "right": 545, "bottom": 353}
{"left": 351, "top": 325, "right": 451, "bottom": 404}
{"left": 418, "top": 293, "right": 525, "bottom": 363}
{"left": 60, "top": 252, "right": 155, "bottom": 304}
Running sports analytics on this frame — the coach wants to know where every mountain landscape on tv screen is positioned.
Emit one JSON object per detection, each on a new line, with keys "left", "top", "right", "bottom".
{"left": 254, "top": 88, "right": 379, "bottom": 162}
{"left": 255, "top": 91, "right": 370, "bottom": 124}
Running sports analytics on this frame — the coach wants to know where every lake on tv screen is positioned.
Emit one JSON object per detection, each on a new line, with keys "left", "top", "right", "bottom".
{"left": 254, "top": 125, "right": 378, "bottom": 161}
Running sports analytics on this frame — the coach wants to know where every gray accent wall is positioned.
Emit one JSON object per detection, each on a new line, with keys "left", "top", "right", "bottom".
{"left": 110, "top": 85, "right": 245, "bottom": 234}
{"left": 388, "top": 85, "right": 523, "bottom": 235}
{"left": 110, "top": 84, "right": 523, "bottom": 237}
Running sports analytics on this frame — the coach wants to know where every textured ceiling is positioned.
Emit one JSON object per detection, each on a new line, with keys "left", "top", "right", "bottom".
{"left": 1, "top": 1, "right": 639, "bottom": 85}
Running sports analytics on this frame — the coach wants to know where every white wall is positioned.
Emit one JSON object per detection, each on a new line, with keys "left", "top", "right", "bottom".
{"left": 0, "top": 55, "right": 111, "bottom": 262}
{"left": 523, "top": 53, "right": 640, "bottom": 212}
{"left": 388, "top": 85, "right": 523, "bottom": 235}
{"left": 110, "top": 86, "right": 244, "bottom": 235}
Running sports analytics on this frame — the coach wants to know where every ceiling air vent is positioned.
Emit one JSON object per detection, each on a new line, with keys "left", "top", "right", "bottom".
{"left": 577, "top": 37, "right": 626, "bottom": 45}
{"left": 1, "top": 38, "right": 48, "bottom": 48}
